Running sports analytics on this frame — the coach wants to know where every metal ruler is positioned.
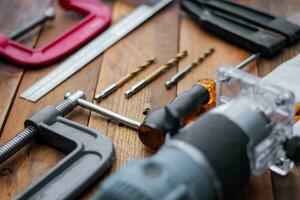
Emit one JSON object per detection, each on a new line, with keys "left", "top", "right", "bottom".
{"left": 21, "top": 0, "right": 174, "bottom": 102}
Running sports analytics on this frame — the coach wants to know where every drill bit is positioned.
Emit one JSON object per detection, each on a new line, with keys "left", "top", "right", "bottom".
{"left": 95, "top": 58, "right": 156, "bottom": 101}
{"left": 165, "top": 48, "right": 215, "bottom": 89}
{"left": 125, "top": 51, "right": 188, "bottom": 98}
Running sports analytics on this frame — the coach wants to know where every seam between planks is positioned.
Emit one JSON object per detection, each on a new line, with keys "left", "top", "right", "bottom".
{"left": 0, "top": 0, "right": 55, "bottom": 137}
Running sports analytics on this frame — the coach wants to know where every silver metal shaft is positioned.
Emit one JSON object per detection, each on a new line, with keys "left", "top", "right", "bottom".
{"left": 9, "top": 7, "right": 55, "bottom": 40}
{"left": 77, "top": 98, "right": 141, "bottom": 130}
{"left": 234, "top": 53, "right": 260, "bottom": 70}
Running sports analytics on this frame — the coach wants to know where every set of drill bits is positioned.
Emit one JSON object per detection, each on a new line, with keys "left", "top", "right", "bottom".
{"left": 95, "top": 49, "right": 215, "bottom": 101}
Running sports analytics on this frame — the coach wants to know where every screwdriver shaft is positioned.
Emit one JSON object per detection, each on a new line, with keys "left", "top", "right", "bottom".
{"left": 78, "top": 98, "right": 141, "bottom": 130}
{"left": 234, "top": 53, "right": 260, "bottom": 70}
{"left": 125, "top": 51, "right": 188, "bottom": 98}
{"left": 165, "top": 48, "right": 215, "bottom": 89}
{"left": 95, "top": 58, "right": 156, "bottom": 101}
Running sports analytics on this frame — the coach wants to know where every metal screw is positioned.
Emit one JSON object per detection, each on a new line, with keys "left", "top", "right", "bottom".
{"left": 9, "top": 7, "right": 55, "bottom": 40}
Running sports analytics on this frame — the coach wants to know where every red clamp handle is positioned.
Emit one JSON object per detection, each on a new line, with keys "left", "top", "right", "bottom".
{"left": 0, "top": 0, "right": 111, "bottom": 67}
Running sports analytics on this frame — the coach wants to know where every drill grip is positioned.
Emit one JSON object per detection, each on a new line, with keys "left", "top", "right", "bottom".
{"left": 96, "top": 112, "right": 251, "bottom": 200}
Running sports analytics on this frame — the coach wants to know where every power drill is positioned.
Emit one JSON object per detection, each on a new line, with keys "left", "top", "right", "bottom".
{"left": 92, "top": 67, "right": 300, "bottom": 200}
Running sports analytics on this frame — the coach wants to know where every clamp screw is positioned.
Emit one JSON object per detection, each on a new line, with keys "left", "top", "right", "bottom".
{"left": 0, "top": 92, "right": 83, "bottom": 164}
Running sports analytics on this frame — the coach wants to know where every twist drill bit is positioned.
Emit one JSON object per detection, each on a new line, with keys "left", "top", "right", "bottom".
{"left": 95, "top": 58, "right": 156, "bottom": 101}
{"left": 165, "top": 48, "right": 215, "bottom": 89}
{"left": 125, "top": 51, "right": 188, "bottom": 98}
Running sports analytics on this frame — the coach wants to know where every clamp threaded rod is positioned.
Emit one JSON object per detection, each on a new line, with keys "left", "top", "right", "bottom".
{"left": 0, "top": 126, "right": 37, "bottom": 164}
{"left": 0, "top": 91, "right": 83, "bottom": 164}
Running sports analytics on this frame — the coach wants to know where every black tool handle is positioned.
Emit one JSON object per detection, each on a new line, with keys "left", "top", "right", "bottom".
{"left": 181, "top": 0, "right": 286, "bottom": 57}
{"left": 138, "top": 83, "right": 210, "bottom": 149}
{"left": 170, "top": 83, "right": 210, "bottom": 116}
{"left": 197, "top": 0, "right": 300, "bottom": 44}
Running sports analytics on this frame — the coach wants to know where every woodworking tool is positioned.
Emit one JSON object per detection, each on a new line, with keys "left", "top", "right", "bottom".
{"left": 0, "top": 92, "right": 139, "bottom": 165}
{"left": 20, "top": 0, "right": 174, "bottom": 102}
{"left": 9, "top": 7, "right": 55, "bottom": 40}
{"left": 181, "top": 0, "right": 300, "bottom": 57}
{"left": 0, "top": 0, "right": 111, "bottom": 67}
{"left": 95, "top": 58, "right": 156, "bottom": 101}
{"left": 139, "top": 79, "right": 215, "bottom": 149}
{"left": 165, "top": 48, "right": 215, "bottom": 89}
{"left": 92, "top": 63, "right": 300, "bottom": 200}
{"left": 0, "top": 91, "right": 115, "bottom": 200}
{"left": 138, "top": 53, "right": 258, "bottom": 149}
{"left": 125, "top": 51, "right": 188, "bottom": 98}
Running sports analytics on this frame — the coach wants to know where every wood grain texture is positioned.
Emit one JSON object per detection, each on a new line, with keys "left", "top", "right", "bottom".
{"left": 81, "top": 1, "right": 180, "bottom": 198}
{"left": 89, "top": 0, "right": 180, "bottom": 171}
{"left": 237, "top": 2, "right": 300, "bottom": 200}
{"left": 178, "top": 10, "right": 274, "bottom": 200}
{"left": 0, "top": 0, "right": 103, "bottom": 198}
{"left": 0, "top": 0, "right": 51, "bottom": 135}
{"left": 0, "top": 0, "right": 300, "bottom": 199}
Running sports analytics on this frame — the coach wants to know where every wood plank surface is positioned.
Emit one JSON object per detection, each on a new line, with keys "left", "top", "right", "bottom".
{"left": 0, "top": 0, "right": 51, "bottom": 135}
{"left": 0, "top": 0, "right": 103, "bottom": 198}
{"left": 237, "top": 1, "right": 300, "bottom": 200}
{"left": 0, "top": 0, "right": 300, "bottom": 199}
{"left": 178, "top": 11, "right": 274, "bottom": 200}
{"left": 89, "top": 0, "right": 180, "bottom": 172}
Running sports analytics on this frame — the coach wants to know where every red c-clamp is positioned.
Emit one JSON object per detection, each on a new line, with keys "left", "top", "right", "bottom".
{"left": 0, "top": 0, "right": 111, "bottom": 67}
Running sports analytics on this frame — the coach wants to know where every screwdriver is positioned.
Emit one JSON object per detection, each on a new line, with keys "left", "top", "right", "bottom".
{"left": 138, "top": 53, "right": 259, "bottom": 149}
{"left": 83, "top": 54, "right": 258, "bottom": 150}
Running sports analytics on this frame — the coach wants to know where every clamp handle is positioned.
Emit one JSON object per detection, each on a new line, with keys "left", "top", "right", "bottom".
{"left": 0, "top": 0, "right": 111, "bottom": 67}
{"left": 15, "top": 117, "right": 115, "bottom": 200}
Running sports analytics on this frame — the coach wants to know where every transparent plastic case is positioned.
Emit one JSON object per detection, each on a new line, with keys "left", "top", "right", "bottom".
{"left": 216, "top": 66, "right": 295, "bottom": 176}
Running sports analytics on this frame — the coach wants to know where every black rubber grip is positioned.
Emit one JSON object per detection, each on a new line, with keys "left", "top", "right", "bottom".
{"left": 181, "top": 0, "right": 286, "bottom": 57}
{"left": 196, "top": 0, "right": 300, "bottom": 44}
{"left": 138, "top": 84, "right": 210, "bottom": 149}
{"left": 176, "top": 113, "right": 250, "bottom": 196}
{"left": 170, "top": 83, "right": 210, "bottom": 116}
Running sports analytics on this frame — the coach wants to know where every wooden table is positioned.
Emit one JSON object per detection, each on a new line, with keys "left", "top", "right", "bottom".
{"left": 0, "top": 0, "right": 300, "bottom": 199}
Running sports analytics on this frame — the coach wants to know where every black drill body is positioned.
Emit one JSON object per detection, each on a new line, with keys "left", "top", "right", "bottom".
{"left": 93, "top": 97, "right": 270, "bottom": 200}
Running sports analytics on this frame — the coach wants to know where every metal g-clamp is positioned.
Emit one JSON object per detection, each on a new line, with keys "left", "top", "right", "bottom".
{"left": 0, "top": 91, "right": 115, "bottom": 200}
{"left": 0, "top": 0, "right": 111, "bottom": 67}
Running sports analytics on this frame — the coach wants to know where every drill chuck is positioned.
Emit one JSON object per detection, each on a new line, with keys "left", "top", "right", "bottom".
{"left": 94, "top": 97, "right": 271, "bottom": 200}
